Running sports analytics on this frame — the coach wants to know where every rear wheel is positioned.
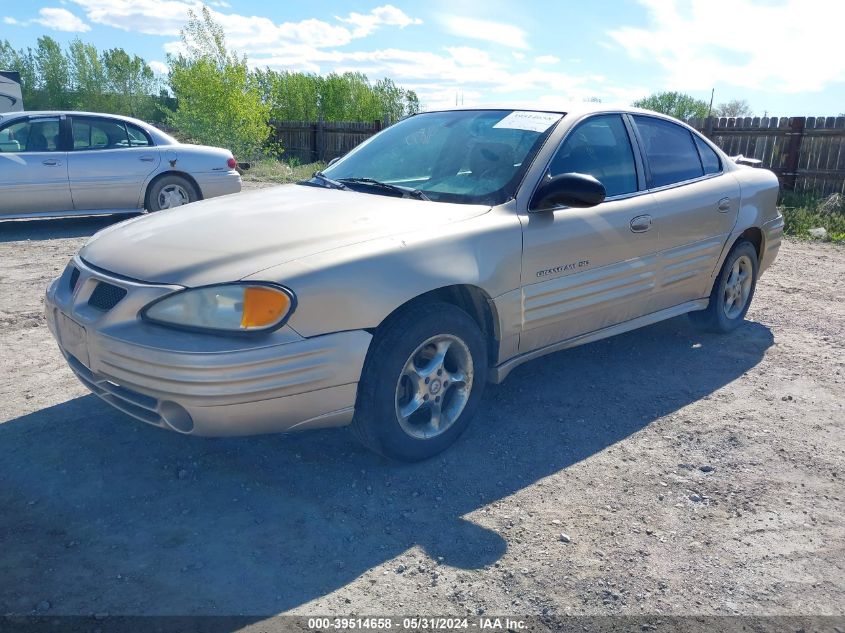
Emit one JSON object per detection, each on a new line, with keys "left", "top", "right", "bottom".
{"left": 352, "top": 302, "right": 488, "bottom": 461}
{"left": 147, "top": 175, "right": 198, "bottom": 211}
{"left": 689, "top": 240, "right": 758, "bottom": 333}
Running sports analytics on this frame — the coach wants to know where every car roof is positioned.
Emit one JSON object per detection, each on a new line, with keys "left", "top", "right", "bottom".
{"left": 5, "top": 110, "right": 150, "bottom": 126}
{"left": 422, "top": 101, "right": 680, "bottom": 121}
{"left": 0, "top": 110, "right": 178, "bottom": 144}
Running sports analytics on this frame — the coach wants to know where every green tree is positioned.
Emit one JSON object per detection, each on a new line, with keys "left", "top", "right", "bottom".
{"left": 714, "top": 99, "right": 753, "bottom": 118}
{"left": 102, "top": 48, "right": 158, "bottom": 118}
{"left": 68, "top": 39, "right": 110, "bottom": 112}
{"left": 34, "top": 36, "right": 72, "bottom": 109}
{"left": 167, "top": 6, "right": 270, "bottom": 158}
{"left": 632, "top": 91, "right": 709, "bottom": 120}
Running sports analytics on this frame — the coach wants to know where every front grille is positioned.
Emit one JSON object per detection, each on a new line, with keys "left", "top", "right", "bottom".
{"left": 88, "top": 282, "right": 127, "bottom": 311}
{"left": 68, "top": 267, "right": 80, "bottom": 291}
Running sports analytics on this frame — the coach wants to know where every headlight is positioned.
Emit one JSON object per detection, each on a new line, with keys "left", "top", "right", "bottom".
{"left": 141, "top": 283, "right": 295, "bottom": 333}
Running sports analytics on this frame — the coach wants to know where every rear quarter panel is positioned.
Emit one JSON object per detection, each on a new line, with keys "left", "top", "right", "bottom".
{"left": 731, "top": 167, "right": 782, "bottom": 275}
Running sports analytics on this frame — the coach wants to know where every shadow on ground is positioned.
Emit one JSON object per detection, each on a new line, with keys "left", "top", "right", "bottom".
{"left": 0, "top": 214, "right": 138, "bottom": 243}
{"left": 0, "top": 317, "right": 773, "bottom": 620}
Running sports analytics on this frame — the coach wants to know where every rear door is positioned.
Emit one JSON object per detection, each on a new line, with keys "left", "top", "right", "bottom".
{"left": 67, "top": 116, "right": 160, "bottom": 211}
{"left": 519, "top": 113, "right": 661, "bottom": 352}
{"left": 0, "top": 115, "right": 72, "bottom": 216}
{"left": 630, "top": 115, "right": 739, "bottom": 308}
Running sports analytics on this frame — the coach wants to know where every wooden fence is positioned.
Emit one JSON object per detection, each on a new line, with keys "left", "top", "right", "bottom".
{"left": 270, "top": 119, "right": 383, "bottom": 164}
{"left": 269, "top": 115, "right": 845, "bottom": 195}
{"left": 689, "top": 116, "right": 845, "bottom": 195}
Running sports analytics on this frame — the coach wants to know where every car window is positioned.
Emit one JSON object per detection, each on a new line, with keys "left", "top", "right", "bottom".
{"left": 72, "top": 117, "right": 130, "bottom": 150}
{"left": 694, "top": 135, "right": 721, "bottom": 175}
{"left": 321, "top": 109, "right": 561, "bottom": 206}
{"left": 633, "top": 116, "right": 704, "bottom": 187}
{"left": 0, "top": 118, "right": 61, "bottom": 153}
{"left": 547, "top": 114, "right": 638, "bottom": 198}
{"left": 126, "top": 123, "right": 152, "bottom": 147}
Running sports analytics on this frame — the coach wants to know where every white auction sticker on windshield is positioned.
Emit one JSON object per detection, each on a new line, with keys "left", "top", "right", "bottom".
{"left": 493, "top": 111, "right": 562, "bottom": 133}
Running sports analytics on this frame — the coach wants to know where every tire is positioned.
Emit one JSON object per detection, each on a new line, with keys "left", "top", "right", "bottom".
{"left": 352, "top": 302, "right": 488, "bottom": 462}
{"left": 689, "top": 240, "right": 759, "bottom": 333}
{"left": 146, "top": 175, "right": 199, "bottom": 211}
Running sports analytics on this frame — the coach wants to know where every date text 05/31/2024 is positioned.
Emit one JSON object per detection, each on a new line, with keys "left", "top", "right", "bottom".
{"left": 306, "top": 617, "right": 528, "bottom": 630}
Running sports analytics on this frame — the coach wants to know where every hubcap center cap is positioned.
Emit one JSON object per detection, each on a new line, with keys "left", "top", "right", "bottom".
{"left": 429, "top": 379, "right": 442, "bottom": 395}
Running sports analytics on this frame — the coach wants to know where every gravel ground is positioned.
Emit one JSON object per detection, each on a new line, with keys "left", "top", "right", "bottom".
{"left": 0, "top": 198, "right": 843, "bottom": 622}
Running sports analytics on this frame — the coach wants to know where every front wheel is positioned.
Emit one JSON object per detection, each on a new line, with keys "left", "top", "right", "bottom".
{"left": 352, "top": 302, "right": 488, "bottom": 461}
{"left": 689, "top": 240, "right": 759, "bottom": 333}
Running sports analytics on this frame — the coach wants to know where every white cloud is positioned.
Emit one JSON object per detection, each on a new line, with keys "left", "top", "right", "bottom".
{"left": 535, "top": 55, "right": 560, "bottom": 64}
{"left": 148, "top": 60, "right": 168, "bottom": 74}
{"left": 338, "top": 4, "right": 422, "bottom": 38}
{"left": 70, "top": 0, "right": 422, "bottom": 50}
{"left": 34, "top": 7, "right": 91, "bottom": 32}
{"left": 439, "top": 15, "right": 529, "bottom": 49}
{"left": 70, "top": 0, "right": 194, "bottom": 35}
{"left": 511, "top": 52, "right": 525, "bottom": 61}
{"left": 608, "top": 0, "right": 845, "bottom": 93}
{"left": 3, "top": 16, "right": 20, "bottom": 25}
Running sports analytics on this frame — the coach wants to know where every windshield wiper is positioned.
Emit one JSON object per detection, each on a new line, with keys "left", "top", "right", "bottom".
{"left": 337, "top": 177, "right": 430, "bottom": 201}
{"left": 300, "top": 171, "right": 350, "bottom": 191}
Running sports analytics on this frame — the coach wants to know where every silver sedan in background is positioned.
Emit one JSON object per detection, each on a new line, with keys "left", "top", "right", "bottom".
{"left": 0, "top": 111, "right": 241, "bottom": 219}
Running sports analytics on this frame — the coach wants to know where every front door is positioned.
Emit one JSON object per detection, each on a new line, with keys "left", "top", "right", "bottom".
{"left": 0, "top": 116, "right": 72, "bottom": 216}
{"left": 67, "top": 116, "right": 160, "bottom": 211}
{"left": 519, "top": 113, "right": 661, "bottom": 353}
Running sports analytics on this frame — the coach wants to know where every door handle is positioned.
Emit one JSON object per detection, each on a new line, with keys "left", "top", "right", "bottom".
{"left": 717, "top": 197, "right": 731, "bottom": 212}
{"left": 42, "top": 159, "right": 61, "bottom": 166}
{"left": 139, "top": 155, "right": 155, "bottom": 162}
{"left": 630, "top": 214, "right": 653, "bottom": 233}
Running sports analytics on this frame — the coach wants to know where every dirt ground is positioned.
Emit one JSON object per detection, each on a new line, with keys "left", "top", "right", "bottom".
{"left": 0, "top": 197, "right": 843, "bottom": 623}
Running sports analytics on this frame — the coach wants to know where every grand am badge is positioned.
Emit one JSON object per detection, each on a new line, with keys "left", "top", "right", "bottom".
{"left": 537, "top": 260, "right": 590, "bottom": 277}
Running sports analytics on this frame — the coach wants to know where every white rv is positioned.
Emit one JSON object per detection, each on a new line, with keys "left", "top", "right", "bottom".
{"left": 0, "top": 71, "right": 23, "bottom": 113}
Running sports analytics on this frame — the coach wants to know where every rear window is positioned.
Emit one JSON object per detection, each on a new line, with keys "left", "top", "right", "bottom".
{"left": 633, "top": 115, "right": 704, "bottom": 188}
{"left": 72, "top": 117, "right": 130, "bottom": 150}
{"left": 694, "top": 135, "right": 721, "bottom": 175}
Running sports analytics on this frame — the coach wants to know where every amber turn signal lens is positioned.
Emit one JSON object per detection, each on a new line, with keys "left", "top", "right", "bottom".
{"left": 241, "top": 286, "right": 291, "bottom": 329}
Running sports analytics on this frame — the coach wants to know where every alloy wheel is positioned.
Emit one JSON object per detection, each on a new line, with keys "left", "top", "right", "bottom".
{"left": 394, "top": 334, "right": 474, "bottom": 439}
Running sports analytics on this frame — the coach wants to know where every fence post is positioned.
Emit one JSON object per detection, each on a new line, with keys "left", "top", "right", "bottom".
{"left": 316, "top": 115, "right": 325, "bottom": 163}
{"left": 783, "top": 116, "right": 805, "bottom": 191}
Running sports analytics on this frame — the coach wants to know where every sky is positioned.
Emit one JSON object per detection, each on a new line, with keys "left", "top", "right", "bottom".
{"left": 1, "top": 0, "right": 844, "bottom": 115}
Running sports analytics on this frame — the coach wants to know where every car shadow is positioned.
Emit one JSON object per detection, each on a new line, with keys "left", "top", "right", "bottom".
{"left": 0, "top": 317, "right": 773, "bottom": 620}
{"left": 0, "top": 214, "right": 139, "bottom": 243}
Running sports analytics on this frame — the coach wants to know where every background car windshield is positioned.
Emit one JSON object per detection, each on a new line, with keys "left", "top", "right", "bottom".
{"left": 321, "top": 109, "right": 562, "bottom": 205}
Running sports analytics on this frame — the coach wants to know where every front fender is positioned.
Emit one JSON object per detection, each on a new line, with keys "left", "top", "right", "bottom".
{"left": 245, "top": 205, "right": 524, "bottom": 338}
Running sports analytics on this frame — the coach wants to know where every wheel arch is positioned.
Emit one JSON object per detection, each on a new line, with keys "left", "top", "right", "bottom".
{"left": 737, "top": 226, "right": 763, "bottom": 260}
{"left": 370, "top": 284, "right": 502, "bottom": 367}
{"left": 144, "top": 171, "right": 203, "bottom": 209}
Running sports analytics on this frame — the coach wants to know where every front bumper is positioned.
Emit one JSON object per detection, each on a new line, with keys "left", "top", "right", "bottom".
{"left": 45, "top": 257, "right": 371, "bottom": 436}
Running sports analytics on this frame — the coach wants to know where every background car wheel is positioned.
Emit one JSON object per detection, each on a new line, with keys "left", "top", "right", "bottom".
{"left": 146, "top": 175, "right": 199, "bottom": 211}
{"left": 689, "top": 240, "right": 759, "bottom": 333}
{"left": 352, "top": 302, "right": 488, "bottom": 462}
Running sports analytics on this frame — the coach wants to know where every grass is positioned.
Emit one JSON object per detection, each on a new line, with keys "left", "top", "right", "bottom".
{"left": 779, "top": 192, "right": 845, "bottom": 243}
{"left": 243, "top": 158, "right": 326, "bottom": 184}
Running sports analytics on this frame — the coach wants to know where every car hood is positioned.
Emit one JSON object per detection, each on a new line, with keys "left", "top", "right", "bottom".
{"left": 81, "top": 184, "right": 490, "bottom": 287}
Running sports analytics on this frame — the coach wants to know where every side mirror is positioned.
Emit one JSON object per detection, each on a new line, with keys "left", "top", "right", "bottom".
{"left": 531, "top": 172, "right": 606, "bottom": 210}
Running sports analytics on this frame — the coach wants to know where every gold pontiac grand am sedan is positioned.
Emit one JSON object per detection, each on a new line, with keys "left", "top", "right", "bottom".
{"left": 46, "top": 103, "right": 783, "bottom": 461}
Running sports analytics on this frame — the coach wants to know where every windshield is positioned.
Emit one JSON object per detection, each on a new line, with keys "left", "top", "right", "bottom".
{"left": 317, "top": 109, "right": 563, "bottom": 205}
